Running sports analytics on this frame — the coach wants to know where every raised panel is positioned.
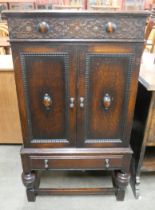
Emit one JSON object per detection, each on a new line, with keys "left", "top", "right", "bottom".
{"left": 85, "top": 53, "right": 132, "bottom": 142}
{"left": 77, "top": 47, "right": 134, "bottom": 147}
{"left": 20, "top": 50, "right": 76, "bottom": 146}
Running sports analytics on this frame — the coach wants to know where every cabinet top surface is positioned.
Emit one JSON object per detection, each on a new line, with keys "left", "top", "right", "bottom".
{"left": 3, "top": 10, "right": 149, "bottom": 17}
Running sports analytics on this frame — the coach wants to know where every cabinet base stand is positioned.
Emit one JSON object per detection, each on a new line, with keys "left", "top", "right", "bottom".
{"left": 22, "top": 170, "right": 130, "bottom": 202}
{"left": 21, "top": 147, "right": 132, "bottom": 201}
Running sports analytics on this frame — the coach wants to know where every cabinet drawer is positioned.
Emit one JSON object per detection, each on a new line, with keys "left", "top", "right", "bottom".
{"left": 30, "top": 155, "right": 123, "bottom": 170}
{"left": 7, "top": 12, "right": 147, "bottom": 40}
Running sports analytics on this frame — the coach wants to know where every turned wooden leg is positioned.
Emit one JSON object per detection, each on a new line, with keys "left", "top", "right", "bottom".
{"left": 115, "top": 171, "right": 130, "bottom": 201}
{"left": 22, "top": 172, "right": 37, "bottom": 202}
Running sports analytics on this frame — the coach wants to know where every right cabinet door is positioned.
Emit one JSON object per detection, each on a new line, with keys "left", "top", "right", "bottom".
{"left": 77, "top": 44, "right": 135, "bottom": 148}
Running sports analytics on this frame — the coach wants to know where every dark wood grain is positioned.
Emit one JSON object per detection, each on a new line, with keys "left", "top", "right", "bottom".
{"left": 4, "top": 10, "right": 148, "bottom": 41}
{"left": 11, "top": 43, "right": 77, "bottom": 147}
{"left": 36, "top": 187, "right": 116, "bottom": 195}
{"left": 77, "top": 43, "right": 141, "bottom": 148}
{"left": 5, "top": 11, "right": 148, "bottom": 201}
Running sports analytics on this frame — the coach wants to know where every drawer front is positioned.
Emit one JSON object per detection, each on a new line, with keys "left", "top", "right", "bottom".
{"left": 7, "top": 15, "right": 146, "bottom": 40}
{"left": 29, "top": 155, "right": 123, "bottom": 170}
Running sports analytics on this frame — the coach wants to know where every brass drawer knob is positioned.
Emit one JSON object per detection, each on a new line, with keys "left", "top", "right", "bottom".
{"left": 38, "top": 21, "right": 49, "bottom": 33}
{"left": 80, "top": 97, "right": 84, "bottom": 108}
{"left": 105, "top": 22, "right": 117, "bottom": 33}
{"left": 70, "top": 97, "right": 75, "bottom": 108}
{"left": 44, "top": 159, "right": 49, "bottom": 169}
{"left": 105, "top": 159, "right": 110, "bottom": 168}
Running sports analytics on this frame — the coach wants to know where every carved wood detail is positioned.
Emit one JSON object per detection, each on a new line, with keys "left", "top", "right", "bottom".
{"left": 84, "top": 53, "right": 134, "bottom": 144}
{"left": 8, "top": 16, "right": 146, "bottom": 40}
{"left": 22, "top": 172, "right": 36, "bottom": 189}
{"left": 4, "top": 10, "right": 148, "bottom": 201}
{"left": 20, "top": 52, "right": 70, "bottom": 144}
{"left": 115, "top": 171, "right": 130, "bottom": 201}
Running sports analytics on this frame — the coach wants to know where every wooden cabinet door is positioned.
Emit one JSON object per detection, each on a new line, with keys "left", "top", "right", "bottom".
{"left": 77, "top": 44, "right": 135, "bottom": 148}
{"left": 13, "top": 44, "right": 76, "bottom": 147}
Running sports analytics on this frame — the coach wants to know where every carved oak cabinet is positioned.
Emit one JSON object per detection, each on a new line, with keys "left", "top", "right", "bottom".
{"left": 4, "top": 10, "right": 148, "bottom": 201}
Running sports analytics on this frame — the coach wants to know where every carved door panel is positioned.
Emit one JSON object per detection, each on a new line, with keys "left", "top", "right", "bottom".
{"left": 14, "top": 44, "right": 76, "bottom": 147}
{"left": 77, "top": 44, "right": 134, "bottom": 148}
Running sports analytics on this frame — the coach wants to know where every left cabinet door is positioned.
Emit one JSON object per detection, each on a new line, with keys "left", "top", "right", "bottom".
{"left": 12, "top": 44, "right": 76, "bottom": 147}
